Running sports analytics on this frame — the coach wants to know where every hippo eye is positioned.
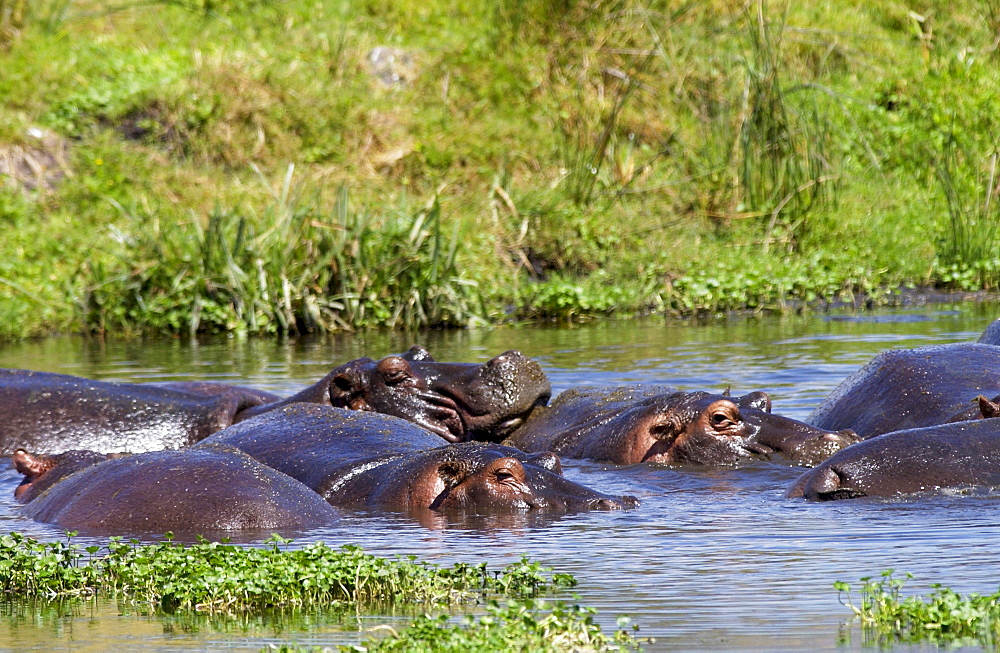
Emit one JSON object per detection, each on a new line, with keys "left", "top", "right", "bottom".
{"left": 378, "top": 357, "right": 414, "bottom": 385}
{"left": 495, "top": 468, "right": 515, "bottom": 481}
{"left": 384, "top": 370, "right": 411, "bottom": 384}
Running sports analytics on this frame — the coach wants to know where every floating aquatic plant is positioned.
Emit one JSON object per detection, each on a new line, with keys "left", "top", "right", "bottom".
{"left": 836, "top": 569, "right": 1000, "bottom": 648}
{"left": 0, "top": 532, "right": 575, "bottom": 614}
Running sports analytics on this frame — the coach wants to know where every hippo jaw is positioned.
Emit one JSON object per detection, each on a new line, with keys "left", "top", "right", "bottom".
{"left": 424, "top": 350, "right": 552, "bottom": 442}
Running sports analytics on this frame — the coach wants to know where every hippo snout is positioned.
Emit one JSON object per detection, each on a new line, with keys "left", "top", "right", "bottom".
{"left": 593, "top": 495, "right": 640, "bottom": 510}
{"left": 789, "top": 465, "right": 867, "bottom": 501}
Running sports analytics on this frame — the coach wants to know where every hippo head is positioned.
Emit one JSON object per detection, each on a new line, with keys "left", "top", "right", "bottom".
{"left": 605, "top": 390, "right": 857, "bottom": 466}
{"left": 317, "top": 346, "right": 552, "bottom": 442}
{"left": 11, "top": 449, "right": 115, "bottom": 503}
{"left": 355, "top": 443, "right": 637, "bottom": 513}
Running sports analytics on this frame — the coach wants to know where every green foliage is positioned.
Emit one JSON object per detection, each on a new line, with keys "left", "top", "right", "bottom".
{"left": 731, "top": 2, "right": 836, "bottom": 251}
{"left": 837, "top": 570, "right": 1000, "bottom": 648}
{"left": 338, "top": 599, "right": 643, "bottom": 652}
{"left": 78, "top": 182, "right": 486, "bottom": 335}
{"left": 45, "top": 48, "right": 187, "bottom": 138}
{"left": 668, "top": 251, "right": 893, "bottom": 314}
{"left": 0, "top": 533, "right": 575, "bottom": 614}
{"left": 5, "top": 0, "right": 1000, "bottom": 339}
{"left": 935, "top": 132, "right": 1000, "bottom": 287}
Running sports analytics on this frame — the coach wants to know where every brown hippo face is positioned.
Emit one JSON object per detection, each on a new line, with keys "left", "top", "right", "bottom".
{"left": 326, "top": 346, "right": 552, "bottom": 443}
{"left": 641, "top": 393, "right": 762, "bottom": 465}
{"left": 361, "top": 443, "right": 637, "bottom": 512}
{"left": 608, "top": 391, "right": 856, "bottom": 466}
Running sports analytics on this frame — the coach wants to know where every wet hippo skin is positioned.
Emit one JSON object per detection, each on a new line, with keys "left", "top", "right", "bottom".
{"left": 237, "top": 345, "right": 552, "bottom": 442}
{"left": 0, "top": 345, "right": 551, "bottom": 454}
{"left": 198, "top": 403, "right": 636, "bottom": 513}
{"left": 12, "top": 445, "right": 341, "bottom": 534}
{"left": 503, "top": 385, "right": 858, "bottom": 466}
{"left": 0, "top": 369, "right": 271, "bottom": 455}
{"left": 807, "top": 343, "right": 1000, "bottom": 439}
{"left": 979, "top": 318, "right": 1000, "bottom": 346}
{"left": 787, "top": 418, "right": 1000, "bottom": 500}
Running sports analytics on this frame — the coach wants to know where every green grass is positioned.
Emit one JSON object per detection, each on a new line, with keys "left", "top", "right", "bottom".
{"left": 837, "top": 570, "right": 1000, "bottom": 648}
{"left": 2, "top": 0, "right": 1000, "bottom": 338}
{"left": 0, "top": 533, "right": 575, "bottom": 613}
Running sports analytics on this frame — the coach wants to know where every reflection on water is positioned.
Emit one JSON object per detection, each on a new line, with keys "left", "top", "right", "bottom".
{"left": 0, "top": 303, "right": 998, "bottom": 651}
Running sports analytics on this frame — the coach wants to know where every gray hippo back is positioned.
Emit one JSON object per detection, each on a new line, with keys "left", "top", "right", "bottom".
{"left": 788, "top": 418, "right": 1000, "bottom": 500}
{"left": 807, "top": 343, "right": 1000, "bottom": 439}
{"left": 16, "top": 446, "right": 340, "bottom": 535}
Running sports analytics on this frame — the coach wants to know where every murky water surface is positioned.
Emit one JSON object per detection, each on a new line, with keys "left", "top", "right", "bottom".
{"left": 1, "top": 303, "right": 999, "bottom": 651}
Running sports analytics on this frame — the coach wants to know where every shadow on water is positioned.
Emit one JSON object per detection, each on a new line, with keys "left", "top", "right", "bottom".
{"left": 0, "top": 302, "right": 998, "bottom": 650}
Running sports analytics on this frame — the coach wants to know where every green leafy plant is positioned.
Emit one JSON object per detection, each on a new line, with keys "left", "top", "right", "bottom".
{"left": 78, "top": 180, "right": 486, "bottom": 336}
{"left": 836, "top": 570, "right": 1000, "bottom": 648}
{"left": 733, "top": 1, "right": 836, "bottom": 252}
{"left": 0, "top": 533, "right": 576, "bottom": 614}
{"left": 339, "top": 599, "right": 643, "bottom": 652}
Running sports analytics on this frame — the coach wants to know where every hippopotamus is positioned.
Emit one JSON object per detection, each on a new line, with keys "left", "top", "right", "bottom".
{"left": 946, "top": 394, "right": 1000, "bottom": 422}
{"left": 11, "top": 445, "right": 341, "bottom": 534}
{"left": 501, "top": 385, "right": 858, "bottom": 466}
{"left": 196, "top": 404, "right": 636, "bottom": 513}
{"left": 236, "top": 345, "right": 552, "bottom": 443}
{"left": 0, "top": 369, "right": 273, "bottom": 455}
{"left": 979, "top": 318, "right": 1000, "bottom": 345}
{"left": 0, "top": 346, "right": 551, "bottom": 455}
{"left": 807, "top": 342, "right": 1000, "bottom": 439}
{"left": 787, "top": 418, "right": 1000, "bottom": 500}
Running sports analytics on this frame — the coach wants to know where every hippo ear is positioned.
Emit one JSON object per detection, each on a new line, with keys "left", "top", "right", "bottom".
{"left": 437, "top": 460, "right": 470, "bottom": 488}
{"left": 11, "top": 450, "right": 55, "bottom": 480}
{"left": 738, "top": 391, "right": 772, "bottom": 413}
{"left": 980, "top": 395, "right": 1000, "bottom": 419}
{"left": 403, "top": 345, "right": 434, "bottom": 362}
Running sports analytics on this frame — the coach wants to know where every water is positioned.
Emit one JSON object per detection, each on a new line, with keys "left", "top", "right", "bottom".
{"left": 1, "top": 303, "right": 998, "bottom": 651}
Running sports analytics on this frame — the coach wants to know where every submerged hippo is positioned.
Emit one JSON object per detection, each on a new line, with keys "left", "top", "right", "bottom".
{"left": 11, "top": 445, "right": 340, "bottom": 534}
{"left": 502, "top": 385, "right": 858, "bottom": 466}
{"left": 787, "top": 418, "right": 1000, "bottom": 500}
{"left": 237, "top": 345, "right": 552, "bottom": 442}
{"left": 979, "top": 319, "right": 1000, "bottom": 345}
{"left": 807, "top": 343, "right": 1000, "bottom": 439}
{"left": 0, "top": 369, "right": 272, "bottom": 455}
{"left": 0, "top": 346, "right": 550, "bottom": 454}
{"left": 197, "top": 404, "right": 636, "bottom": 513}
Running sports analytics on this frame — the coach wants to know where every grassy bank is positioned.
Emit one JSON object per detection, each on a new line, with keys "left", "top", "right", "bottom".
{"left": 1, "top": 0, "right": 1000, "bottom": 338}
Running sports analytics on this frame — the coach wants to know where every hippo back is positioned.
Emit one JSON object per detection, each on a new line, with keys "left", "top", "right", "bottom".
{"left": 788, "top": 418, "right": 1000, "bottom": 500}
{"left": 0, "top": 369, "right": 265, "bottom": 455}
{"left": 21, "top": 446, "right": 340, "bottom": 534}
{"left": 980, "top": 319, "right": 1000, "bottom": 346}
{"left": 807, "top": 343, "right": 1000, "bottom": 439}
{"left": 197, "top": 403, "right": 449, "bottom": 492}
